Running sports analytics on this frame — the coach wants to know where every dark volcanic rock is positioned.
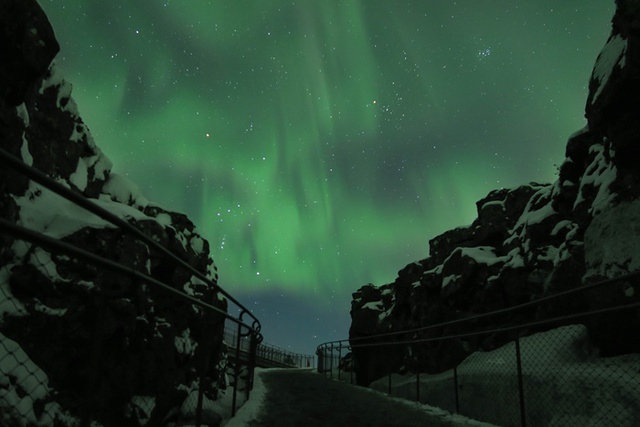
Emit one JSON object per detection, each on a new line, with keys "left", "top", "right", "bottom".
{"left": 0, "top": 0, "right": 59, "bottom": 107}
{"left": 350, "top": 0, "right": 640, "bottom": 386}
{"left": 0, "top": 1, "right": 227, "bottom": 425}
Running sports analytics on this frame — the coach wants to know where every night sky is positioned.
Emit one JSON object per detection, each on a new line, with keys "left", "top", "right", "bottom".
{"left": 39, "top": 1, "right": 614, "bottom": 354}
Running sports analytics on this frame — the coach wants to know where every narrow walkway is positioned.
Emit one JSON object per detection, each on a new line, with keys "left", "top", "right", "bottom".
{"left": 245, "top": 369, "right": 488, "bottom": 427}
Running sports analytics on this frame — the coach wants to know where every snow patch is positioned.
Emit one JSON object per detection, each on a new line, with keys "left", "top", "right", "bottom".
{"left": 20, "top": 133, "right": 33, "bottom": 166}
{"left": 15, "top": 103, "right": 29, "bottom": 126}
{"left": 155, "top": 212, "right": 172, "bottom": 227}
{"left": 550, "top": 220, "right": 573, "bottom": 236}
{"left": 379, "top": 307, "right": 394, "bottom": 321}
{"left": 90, "top": 149, "right": 112, "bottom": 181}
{"left": 154, "top": 318, "right": 171, "bottom": 338}
{"left": 425, "top": 264, "right": 443, "bottom": 275}
{"left": 70, "top": 122, "right": 88, "bottom": 143}
{"left": 16, "top": 182, "right": 149, "bottom": 239}
{"left": 33, "top": 299, "right": 67, "bottom": 317}
{"left": 503, "top": 248, "right": 524, "bottom": 269}
{"left": 362, "top": 301, "right": 384, "bottom": 311}
{"left": 190, "top": 236, "right": 204, "bottom": 254}
{"left": 442, "top": 274, "right": 461, "bottom": 288}
{"left": 574, "top": 144, "right": 617, "bottom": 215}
{"left": 459, "top": 246, "right": 502, "bottom": 266}
{"left": 537, "top": 245, "right": 559, "bottom": 263}
{"left": 481, "top": 200, "right": 505, "bottom": 208}
{"left": 126, "top": 396, "right": 155, "bottom": 426}
{"left": 513, "top": 186, "right": 555, "bottom": 230}
{"left": 69, "top": 156, "right": 89, "bottom": 191}
{"left": 38, "top": 64, "right": 65, "bottom": 95}
{"left": 222, "top": 368, "right": 270, "bottom": 426}
{"left": 102, "top": 173, "right": 149, "bottom": 209}
{"left": 175, "top": 329, "right": 198, "bottom": 356}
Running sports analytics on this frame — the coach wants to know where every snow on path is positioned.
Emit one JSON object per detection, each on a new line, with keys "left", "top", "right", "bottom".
{"left": 225, "top": 368, "right": 495, "bottom": 427}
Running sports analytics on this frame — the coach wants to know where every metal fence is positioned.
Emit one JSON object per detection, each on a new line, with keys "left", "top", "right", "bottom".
{"left": 317, "top": 273, "right": 640, "bottom": 426}
{"left": 0, "top": 147, "right": 263, "bottom": 426}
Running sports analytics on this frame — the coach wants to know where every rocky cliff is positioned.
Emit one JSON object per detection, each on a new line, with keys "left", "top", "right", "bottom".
{"left": 0, "top": 1, "right": 227, "bottom": 425}
{"left": 350, "top": 0, "right": 640, "bottom": 386}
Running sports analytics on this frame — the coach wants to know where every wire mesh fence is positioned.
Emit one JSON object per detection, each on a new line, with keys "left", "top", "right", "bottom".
{"left": 0, "top": 234, "right": 233, "bottom": 426}
{"left": 318, "top": 283, "right": 640, "bottom": 426}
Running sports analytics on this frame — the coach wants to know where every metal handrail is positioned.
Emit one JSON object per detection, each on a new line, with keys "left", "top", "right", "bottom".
{"left": 0, "top": 147, "right": 261, "bottom": 329}
{"left": 319, "top": 298, "right": 640, "bottom": 351}
{"left": 320, "top": 269, "right": 640, "bottom": 348}
{"left": 0, "top": 219, "right": 243, "bottom": 325}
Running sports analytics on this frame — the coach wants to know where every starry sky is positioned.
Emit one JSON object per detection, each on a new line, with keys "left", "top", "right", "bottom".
{"left": 39, "top": 0, "right": 614, "bottom": 355}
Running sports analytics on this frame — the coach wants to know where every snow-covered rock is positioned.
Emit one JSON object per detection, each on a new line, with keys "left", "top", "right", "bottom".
{"left": 0, "top": 1, "right": 226, "bottom": 425}
{"left": 350, "top": 0, "right": 640, "bottom": 388}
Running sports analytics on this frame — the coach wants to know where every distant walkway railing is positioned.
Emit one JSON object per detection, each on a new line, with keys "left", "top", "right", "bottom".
{"left": 224, "top": 327, "right": 314, "bottom": 369}
{"left": 0, "top": 147, "right": 261, "bottom": 426}
{"left": 317, "top": 272, "right": 640, "bottom": 426}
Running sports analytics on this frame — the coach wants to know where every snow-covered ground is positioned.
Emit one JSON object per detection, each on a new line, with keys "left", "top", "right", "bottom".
{"left": 222, "top": 368, "right": 270, "bottom": 427}
{"left": 368, "top": 325, "right": 640, "bottom": 426}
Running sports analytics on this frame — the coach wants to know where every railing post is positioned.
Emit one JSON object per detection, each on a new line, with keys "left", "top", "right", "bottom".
{"left": 329, "top": 343, "right": 333, "bottom": 379}
{"left": 516, "top": 338, "right": 527, "bottom": 427}
{"left": 454, "top": 366, "right": 459, "bottom": 413}
{"left": 352, "top": 352, "right": 356, "bottom": 385}
{"left": 231, "top": 322, "right": 243, "bottom": 416}
{"left": 195, "top": 314, "right": 221, "bottom": 427}
{"left": 338, "top": 345, "right": 342, "bottom": 381}
{"left": 246, "top": 330, "right": 259, "bottom": 402}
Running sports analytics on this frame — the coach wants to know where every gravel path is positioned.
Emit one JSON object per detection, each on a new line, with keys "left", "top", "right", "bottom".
{"left": 248, "top": 369, "right": 474, "bottom": 427}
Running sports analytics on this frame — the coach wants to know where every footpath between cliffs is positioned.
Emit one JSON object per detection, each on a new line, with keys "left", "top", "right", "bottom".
{"left": 226, "top": 369, "right": 494, "bottom": 427}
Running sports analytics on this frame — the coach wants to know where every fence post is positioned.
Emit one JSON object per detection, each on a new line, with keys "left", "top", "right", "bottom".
{"left": 515, "top": 338, "right": 527, "bottom": 427}
{"left": 416, "top": 370, "right": 420, "bottom": 402}
{"left": 83, "top": 296, "right": 105, "bottom": 427}
{"left": 387, "top": 350, "right": 392, "bottom": 395}
{"left": 454, "top": 366, "right": 459, "bottom": 413}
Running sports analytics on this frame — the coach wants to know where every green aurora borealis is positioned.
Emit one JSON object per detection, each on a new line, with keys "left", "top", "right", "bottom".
{"left": 40, "top": 1, "right": 614, "bottom": 352}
